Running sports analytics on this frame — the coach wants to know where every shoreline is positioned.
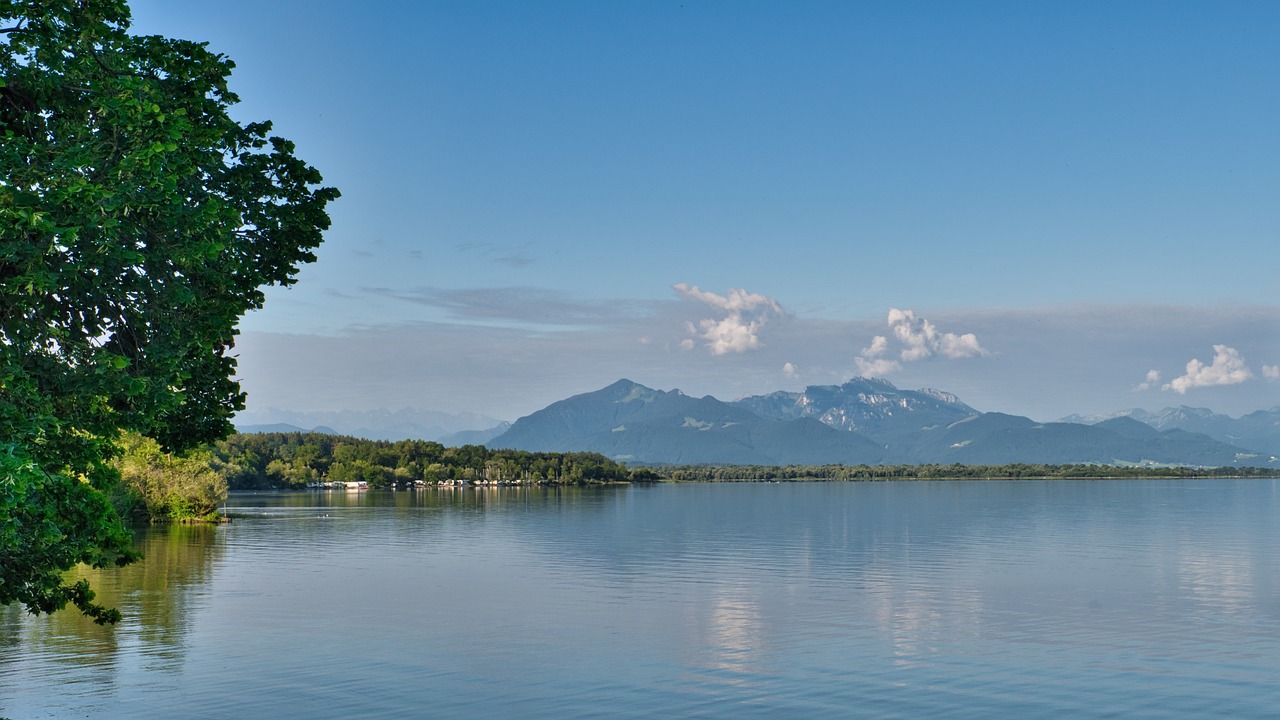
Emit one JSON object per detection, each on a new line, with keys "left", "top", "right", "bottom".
{"left": 223, "top": 472, "right": 1280, "bottom": 493}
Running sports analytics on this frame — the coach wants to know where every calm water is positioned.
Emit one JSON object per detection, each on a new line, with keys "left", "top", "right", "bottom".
{"left": 3, "top": 479, "right": 1280, "bottom": 719}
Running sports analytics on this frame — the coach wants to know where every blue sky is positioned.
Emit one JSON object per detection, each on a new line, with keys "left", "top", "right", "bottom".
{"left": 130, "top": 1, "right": 1279, "bottom": 422}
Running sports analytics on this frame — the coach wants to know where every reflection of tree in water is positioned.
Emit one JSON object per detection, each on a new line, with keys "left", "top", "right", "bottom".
{"left": 0, "top": 523, "right": 223, "bottom": 688}
{"left": 232, "top": 486, "right": 609, "bottom": 524}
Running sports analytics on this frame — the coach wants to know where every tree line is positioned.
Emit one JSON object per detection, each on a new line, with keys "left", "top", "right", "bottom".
{"left": 106, "top": 431, "right": 1278, "bottom": 524}
{"left": 659, "top": 463, "right": 1279, "bottom": 482}
{"left": 207, "top": 434, "right": 1278, "bottom": 489}
{"left": 211, "top": 433, "right": 661, "bottom": 489}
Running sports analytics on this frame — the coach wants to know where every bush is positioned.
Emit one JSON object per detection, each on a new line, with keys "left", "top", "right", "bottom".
{"left": 112, "top": 434, "right": 227, "bottom": 523}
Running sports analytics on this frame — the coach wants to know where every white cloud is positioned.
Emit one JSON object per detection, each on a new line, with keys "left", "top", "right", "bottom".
{"left": 937, "top": 332, "right": 986, "bottom": 359}
{"left": 698, "top": 316, "right": 768, "bottom": 355}
{"left": 1263, "top": 365, "right": 1279, "bottom": 380}
{"left": 853, "top": 308, "right": 987, "bottom": 376}
{"left": 783, "top": 362, "right": 798, "bottom": 378}
{"left": 1163, "top": 345, "right": 1255, "bottom": 394}
{"left": 232, "top": 301, "right": 1280, "bottom": 422}
{"left": 1136, "top": 369, "right": 1162, "bottom": 391}
{"left": 853, "top": 356, "right": 903, "bottom": 376}
{"left": 886, "top": 308, "right": 987, "bottom": 360}
{"left": 674, "top": 284, "right": 783, "bottom": 356}
{"left": 366, "top": 285, "right": 646, "bottom": 328}
{"left": 862, "top": 335, "right": 890, "bottom": 357}
{"left": 673, "top": 284, "right": 781, "bottom": 314}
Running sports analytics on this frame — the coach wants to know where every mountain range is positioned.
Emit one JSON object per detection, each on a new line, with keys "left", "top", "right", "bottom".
{"left": 488, "top": 378, "right": 1279, "bottom": 467}
{"left": 235, "top": 407, "right": 504, "bottom": 444}
{"left": 489, "top": 379, "right": 884, "bottom": 465}
{"left": 1059, "top": 407, "right": 1280, "bottom": 457}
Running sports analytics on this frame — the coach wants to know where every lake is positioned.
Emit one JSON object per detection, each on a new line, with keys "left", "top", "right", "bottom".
{"left": 3, "top": 479, "right": 1280, "bottom": 719}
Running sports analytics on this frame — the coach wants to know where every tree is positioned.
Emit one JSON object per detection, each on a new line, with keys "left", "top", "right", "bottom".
{"left": 0, "top": 0, "right": 338, "bottom": 621}
{"left": 112, "top": 432, "right": 227, "bottom": 523}
{"left": 1, "top": 442, "right": 134, "bottom": 624}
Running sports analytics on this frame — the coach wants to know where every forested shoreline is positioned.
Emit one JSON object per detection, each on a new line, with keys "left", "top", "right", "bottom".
{"left": 210, "top": 433, "right": 1276, "bottom": 491}
{"left": 212, "top": 433, "right": 659, "bottom": 489}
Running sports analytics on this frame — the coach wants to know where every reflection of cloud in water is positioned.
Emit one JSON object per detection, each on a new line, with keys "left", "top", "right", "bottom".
{"left": 682, "top": 589, "right": 768, "bottom": 690}
{"left": 1176, "top": 544, "right": 1254, "bottom": 614}
{"left": 707, "top": 594, "right": 764, "bottom": 674}
{"left": 865, "top": 569, "right": 985, "bottom": 669}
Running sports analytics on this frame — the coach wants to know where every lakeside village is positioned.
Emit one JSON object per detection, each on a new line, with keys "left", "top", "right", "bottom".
{"left": 120, "top": 431, "right": 1277, "bottom": 528}
{"left": 306, "top": 477, "right": 524, "bottom": 490}
{"left": 219, "top": 433, "right": 1279, "bottom": 494}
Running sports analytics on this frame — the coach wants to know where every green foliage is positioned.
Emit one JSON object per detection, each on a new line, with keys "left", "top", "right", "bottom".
{"left": 212, "top": 433, "right": 650, "bottom": 488}
{"left": 0, "top": 1, "right": 336, "bottom": 620}
{"left": 0, "top": 444, "right": 136, "bottom": 624}
{"left": 112, "top": 433, "right": 227, "bottom": 522}
{"left": 211, "top": 435, "right": 1275, "bottom": 489}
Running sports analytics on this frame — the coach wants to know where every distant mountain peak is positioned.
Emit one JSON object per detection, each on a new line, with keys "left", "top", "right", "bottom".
{"left": 487, "top": 379, "right": 1277, "bottom": 466}
{"left": 490, "top": 379, "right": 884, "bottom": 465}
{"left": 613, "top": 380, "right": 658, "bottom": 403}
{"left": 1058, "top": 408, "right": 1152, "bottom": 425}
{"left": 917, "top": 388, "right": 964, "bottom": 405}
{"left": 735, "top": 377, "right": 978, "bottom": 444}
{"left": 839, "top": 375, "right": 898, "bottom": 390}
{"left": 1060, "top": 405, "right": 1280, "bottom": 457}
{"left": 234, "top": 406, "right": 505, "bottom": 442}
{"left": 1164, "top": 406, "right": 1219, "bottom": 420}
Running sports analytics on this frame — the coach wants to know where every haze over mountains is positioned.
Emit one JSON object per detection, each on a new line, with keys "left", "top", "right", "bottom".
{"left": 235, "top": 407, "right": 505, "bottom": 444}
{"left": 1060, "top": 407, "right": 1280, "bottom": 457}
{"left": 486, "top": 379, "right": 1278, "bottom": 467}
{"left": 235, "top": 378, "right": 1280, "bottom": 467}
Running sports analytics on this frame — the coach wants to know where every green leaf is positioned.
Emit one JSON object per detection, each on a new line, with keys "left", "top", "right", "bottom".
{"left": 0, "top": 0, "right": 334, "bottom": 623}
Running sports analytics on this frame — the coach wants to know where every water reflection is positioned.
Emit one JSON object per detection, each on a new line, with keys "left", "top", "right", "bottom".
{"left": 685, "top": 590, "right": 768, "bottom": 687}
{"left": 0, "top": 523, "right": 222, "bottom": 701}
{"left": 3, "top": 481, "right": 1280, "bottom": 720}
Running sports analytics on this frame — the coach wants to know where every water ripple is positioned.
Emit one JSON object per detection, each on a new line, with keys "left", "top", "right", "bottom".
{"left": 4, "top": 480, "right": 1280, "bottom": 719}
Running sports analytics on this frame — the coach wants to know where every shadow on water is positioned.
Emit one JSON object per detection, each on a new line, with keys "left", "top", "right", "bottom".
{"left": 0, "top": 522, "right": 224, "bottom": 686}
